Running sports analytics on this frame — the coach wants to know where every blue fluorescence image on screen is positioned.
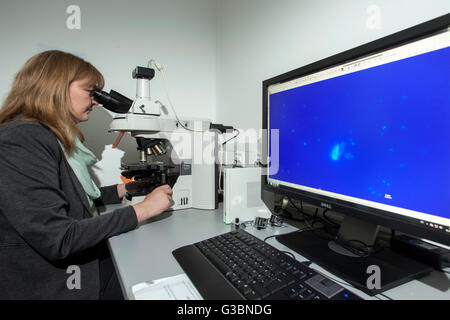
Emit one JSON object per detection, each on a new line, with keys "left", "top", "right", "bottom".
{"left": 269, "top": 46, "right": 450, "bottom": 220}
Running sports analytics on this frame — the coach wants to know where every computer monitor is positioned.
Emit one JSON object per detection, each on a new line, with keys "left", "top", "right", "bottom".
{"left": 261, "top": 14, "right": 450, "bottom": 295}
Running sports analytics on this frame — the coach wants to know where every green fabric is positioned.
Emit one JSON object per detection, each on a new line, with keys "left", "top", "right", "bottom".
{"left": 59, "top": 137, "right": 101, "bottom": 216}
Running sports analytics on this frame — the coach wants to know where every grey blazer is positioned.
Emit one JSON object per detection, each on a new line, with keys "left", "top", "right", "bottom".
{"left": 0, "top": 122, "right": 137, "bottom": 299}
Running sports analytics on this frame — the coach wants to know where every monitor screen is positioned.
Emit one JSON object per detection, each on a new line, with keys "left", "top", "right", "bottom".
{"left": 264, "top": 21, "right": 450, "bottom": 242}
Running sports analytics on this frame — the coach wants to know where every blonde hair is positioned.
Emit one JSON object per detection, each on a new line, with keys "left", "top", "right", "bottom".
{"left": 0, "top": 50, "right": 104, "bottom": 154}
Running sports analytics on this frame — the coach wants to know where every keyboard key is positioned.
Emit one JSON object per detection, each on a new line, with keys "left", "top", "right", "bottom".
{"left": 294, "top": 293, "right": 307, "bottom": 300}
{"left": 291, "top": 267, "right": 300, "bottom": 275}
{"left": 305, "top": 288, "right": 314, "bottom": 296}
{"left": 266, "top": 278, "right": 288, "bottom": 294}
{"left": 245, "top": 290, "right": 261, "bottom": 300}
{"left": 238, "top": 283, "right": 252, "bottom": 296}
{"left": 285, "top": 286, "right": 299, "bottom": 298}
{"left": 226, "top": 272, "right": 239, "bottom": 282}
{"left": 266, "top": 292, "right": 289, "bottom": 300}
{"left": 250, "top": 284, "right": 271, "bottom": 299}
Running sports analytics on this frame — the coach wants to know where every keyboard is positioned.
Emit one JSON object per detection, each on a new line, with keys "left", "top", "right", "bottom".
{"left": 172, "top": 229, "right": 362, "bottom": 300}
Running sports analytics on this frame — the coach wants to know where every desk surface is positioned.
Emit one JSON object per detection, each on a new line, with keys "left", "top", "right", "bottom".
{"left": 103, "top": 204, "right": 450, "bottom": 300}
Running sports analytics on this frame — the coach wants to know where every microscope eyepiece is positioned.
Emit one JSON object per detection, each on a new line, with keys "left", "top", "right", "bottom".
{"left": 92, "top": 89, "right": 133, "bottom": 114}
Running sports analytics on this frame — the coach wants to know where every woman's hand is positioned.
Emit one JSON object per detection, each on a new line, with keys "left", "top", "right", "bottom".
{"left": 117, "top": 183, "right": 127, "bottom": 199}
{"left": 132, "top": 185, "right": 173, "bottom": 223}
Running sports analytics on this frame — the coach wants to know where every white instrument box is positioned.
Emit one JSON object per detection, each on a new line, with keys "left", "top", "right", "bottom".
{"left": 223, "top": 167, "right": 271, "bottom": 224}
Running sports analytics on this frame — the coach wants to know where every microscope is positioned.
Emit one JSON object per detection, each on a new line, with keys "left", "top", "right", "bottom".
{"left": 93, "top": 66, "right": 218, "bottom": 211}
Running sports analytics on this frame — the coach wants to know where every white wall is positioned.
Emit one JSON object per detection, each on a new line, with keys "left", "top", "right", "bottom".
{"left": 0, "top": 0, "right": 218, "bottom": 164}
{"left": 216, "top": 0, "right": 450, "bottom": 132}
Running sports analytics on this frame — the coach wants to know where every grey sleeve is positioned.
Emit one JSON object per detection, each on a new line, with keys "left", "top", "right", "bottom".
{"left": 99, "top": 185, "right": 122, "bottom": 205}
{"left": 0, "top": 124, "right": 138, "bottom": 261}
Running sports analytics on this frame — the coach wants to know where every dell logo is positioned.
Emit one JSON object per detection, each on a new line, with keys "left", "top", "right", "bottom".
{"left": 321, "top": 202, "right": 332, "bottom": 210}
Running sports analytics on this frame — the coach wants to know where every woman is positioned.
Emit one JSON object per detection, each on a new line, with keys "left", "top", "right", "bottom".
{"left": 0, "top": 50, "right": 173, "bottom": 299}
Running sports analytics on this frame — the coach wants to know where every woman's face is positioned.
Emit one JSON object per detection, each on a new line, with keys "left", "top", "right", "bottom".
{"left": 69, "top": 78, "right": 99, "bottom": 123}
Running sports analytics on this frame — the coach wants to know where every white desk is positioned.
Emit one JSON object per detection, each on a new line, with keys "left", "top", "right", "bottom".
{"left": 103, "top": 203, "right": 450, "bottom": 300}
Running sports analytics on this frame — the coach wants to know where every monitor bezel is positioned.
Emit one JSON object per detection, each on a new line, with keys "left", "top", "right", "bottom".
{"left": 261, "top": 13, "right": 450, "bottom": 246}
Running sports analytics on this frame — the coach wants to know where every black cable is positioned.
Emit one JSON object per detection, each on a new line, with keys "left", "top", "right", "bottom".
{"left": 311, "top": 218, "right": 323, "bottom": 228}
{"left": 263, "top": 235, "right": 278, "bottom": 242}
{"left": 289, "top": 199, "right": 326, "bottom": 228}
{"left": 279, "top": 212, "right": 307, "bottom": 223}
{"left": 391, "top": 229, "right": 397, "bottom": 238}
{"left": 333, "top": 238, "right": 373, "bottom": 258}
{"left": 311, "top": 208, "right": 340, "bottom": 230}
{"left": 322, "top": 209, "right": 340, "bottom": 228}
{"left": 310, "top": 207, "right": 323, "bottom": 228}
{"left": 263, "top": 228, "right": 309, "bottom": 243}
{"left": 288, "top": 198, "right": 335, "bottom": 242}
{"left": 380, "top": 293, "right": 394, "bottom": 300}
{"left": 344, "top": 239, "right": 372, "bottom": 249}
{"left": 313, "top": 207, "right": 319, "bottom": 220}
{"left": 287, "top": 198, "right": 309, "bottom": 220}
{"left": 222, "top": 129, "right": 240, "bottom": 145}
{"left": 339, "top": 238, "right": 388, "bottom": 257}
{"left": 274, "top": 203, "right": 308, "bottom": 223}
{"left": 281, "top": 251, "right": 295, "bottom": 260}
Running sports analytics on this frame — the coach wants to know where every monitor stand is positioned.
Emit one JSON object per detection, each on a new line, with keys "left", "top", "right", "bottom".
{"left": 276, "top": 215, "right": 433, "bottom": 296}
